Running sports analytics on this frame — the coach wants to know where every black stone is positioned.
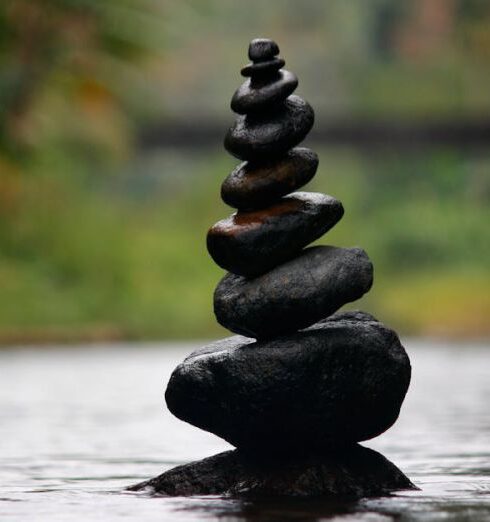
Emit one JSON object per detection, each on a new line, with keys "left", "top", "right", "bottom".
{"left": 224, "top": 95, "right": 314, "bottom": 161}
{"left": 165, "top": 311, "right": 410, "bottom": 450}
{"left": 248, "top": 38, "right": 280, "bottom": 62}
{"left": 241, "top": 58, "right": 285, "bottom": 78}
{"left": 221, "top": 147, "right": 318, "bottom": 209}
{"left": 207, "top": 192, "right": 343, "bottom": 277}
{"left": 231, "top": 70, "right": 298, "bottom": 114}
{"left": 214, "top": 246, "right": 373, "bottom": 338}
{"left": 129, "top": 445, "right": 417, "bottom": 498}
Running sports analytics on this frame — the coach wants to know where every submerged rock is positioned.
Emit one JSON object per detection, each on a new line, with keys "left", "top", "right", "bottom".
{"left": 207, "top": 192, "right": 343, "bottom": 277}
{"left": 214, "top": 246, "right": 373, "bottom": 338}
{"left": 129, "top": 444, "right": 417, "bottom": 498}
{"left": 165, "top": 311, "right": 410, "bottom": 450}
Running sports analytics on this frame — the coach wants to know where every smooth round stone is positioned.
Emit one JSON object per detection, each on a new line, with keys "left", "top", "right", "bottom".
{"left": 214, "top": 245, "right": 373, "bottom": 338}
{"left": 224, "top": 95, "right": 314, "bottom": 161}
{"left": 248, "top": 38, "right": 279, "bottom": 61}
{"left": 241, "top": 58, "right": 285, "bottom": 77}
{"left": 130, "top": 445, "right": 416, "bottom": 498}
{"left": 165, "top": 311, "right": 410, "bottom": 450}
{"left": 207, "top": 192, "right": 343, "bottom": 277}
{"left": 231, "top": 70, "right": 298, "bottom": 114}
{"left": 221, "top": 147, "right": 318, "bottom": 209}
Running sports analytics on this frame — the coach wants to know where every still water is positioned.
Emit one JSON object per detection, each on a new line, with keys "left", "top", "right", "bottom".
{"left": 1, "top": 340, "right": 489, "bottom": 521}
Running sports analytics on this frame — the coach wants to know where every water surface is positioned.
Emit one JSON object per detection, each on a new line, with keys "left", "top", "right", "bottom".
{"left": 1, "top": 340, "right": 489, "bottom": 521}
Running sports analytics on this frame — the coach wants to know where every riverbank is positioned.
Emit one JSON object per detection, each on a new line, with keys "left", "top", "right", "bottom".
{"left": 0, "top": 270, "right": 488, "bottom": 347}
{"left": 1, "top": 146, "right": 488, "bottom": 345}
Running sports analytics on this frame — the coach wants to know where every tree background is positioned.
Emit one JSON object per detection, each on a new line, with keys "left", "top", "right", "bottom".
{"left": 0, "top": 0, "right": 489, "bottom": 343}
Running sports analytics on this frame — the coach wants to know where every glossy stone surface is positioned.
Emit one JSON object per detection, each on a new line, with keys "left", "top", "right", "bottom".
{"left": 214, "top": 246, "right": 373, "bottom": 338}
{"left": 221, "top": 147, "right": 318, "bottom": 209}
{"left": 224, "top": 95, "right": 314, "bottom": 161}
{"left": 207, "top": 192, "right": 343, "bottom": 277}
{"left": 241, "top": 58, "right": 285, "bottom": 77}
{"left": 165, "top": 311, "right": 410, "bottom": 450}
{"left": 248, "top": 38, "right": 279, "bottom": 61}
{"left": 231, "top": 70, "right": 298, "bottom": 114}
{"left": 129, "top": 444, "right": 416, "bottom": 498}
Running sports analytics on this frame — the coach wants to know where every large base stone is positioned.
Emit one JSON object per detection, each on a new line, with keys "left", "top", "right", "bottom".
{"left": 128, "top": 445, "right": 417, "bottom": 498}
{"left": 165, "top": 311, "right": 410, "bottom": 450}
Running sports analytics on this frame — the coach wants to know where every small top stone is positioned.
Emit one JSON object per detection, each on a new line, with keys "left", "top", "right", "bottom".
{"left": 248, "top": 38, "right": 279, "bottom": 62}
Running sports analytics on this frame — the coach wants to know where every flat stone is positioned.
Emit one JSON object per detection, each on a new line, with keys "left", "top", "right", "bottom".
{"left": 241, "top": 58, "right": 285, "bottom": 78}
{"left": 248, "top": 38, "right": 279, "bottom": 61}
{"left": 224, "top": 95, "right": 314, "bottom": 161}
{"left": 214, "top": 246, "right": 373, "bottom": 338}
{"left": 164, "top": 311, "right": 410, "bottom": 450}
{"left": 231, "top": 70, "right": 298, "bottom": 114}
{"left": 207, "top": 192, "right": 343, "bottom": 277}
{"left": 129, "top": 444, "right": 417, "bottom": 498}
{"left": 221, "top": 148, "right": 319, "bottom": 209}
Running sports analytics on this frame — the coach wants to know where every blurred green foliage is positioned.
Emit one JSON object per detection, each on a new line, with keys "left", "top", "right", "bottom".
{"left": 0, "top": 145, "right": 488, "bottom": 342}
{"left": 0, "top": 0, "right": 489, "bottom": 342}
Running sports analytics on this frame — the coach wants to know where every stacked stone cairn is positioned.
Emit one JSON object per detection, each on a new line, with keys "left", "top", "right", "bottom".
{"left": 130, "top": 39, "right": 416, "bottom": 498}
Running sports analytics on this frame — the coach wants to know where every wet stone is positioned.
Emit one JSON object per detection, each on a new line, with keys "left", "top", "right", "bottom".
{"left": 221, "top": 147, "right": 319, "bottom": 209}
{"left": 248, "top": 38, "right": 280, "bottom": 61}
{"left": 241, "top": 58, "right": 285, "bottom": 78}
{"left": 129, "top": 444, "right": 417, "bottom": 498}
{"left": 214, "top": 246, "right": 373, "bottom": 338}
{"left": 224, "top": 95, "right": 314, "bottom": 161}
{"left": 207, "top": 192, "right": 343, "bottom": 277}
{"left": 164, "top": 311, "right": 410, "bottom": 450}
{"left": 231, "top": 70, "right": 298, "bottom": 114}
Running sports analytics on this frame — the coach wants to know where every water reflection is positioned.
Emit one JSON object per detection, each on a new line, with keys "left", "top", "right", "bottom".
{"left": 170, "top": 496, "right": 360, "bottom": 521}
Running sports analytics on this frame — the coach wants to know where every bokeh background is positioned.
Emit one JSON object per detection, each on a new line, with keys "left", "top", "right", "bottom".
{"left": 0, "top": 0, "right": 489, "bottom": 344}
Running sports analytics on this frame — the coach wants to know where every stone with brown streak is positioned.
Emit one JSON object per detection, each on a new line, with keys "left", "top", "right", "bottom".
{"left": 207, "top": 192, "right": 343, "bottom": 277}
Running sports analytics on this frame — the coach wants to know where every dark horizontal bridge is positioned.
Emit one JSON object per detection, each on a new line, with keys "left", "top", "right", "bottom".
{"left": 138, "top": 118, "right": 490, "bottom": 150}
